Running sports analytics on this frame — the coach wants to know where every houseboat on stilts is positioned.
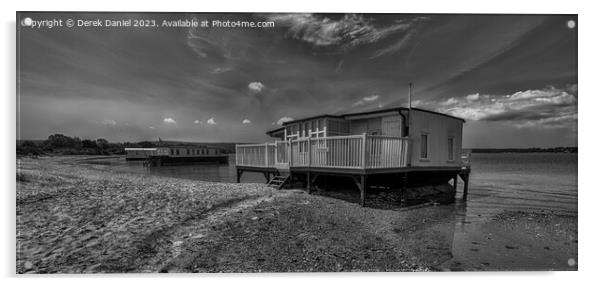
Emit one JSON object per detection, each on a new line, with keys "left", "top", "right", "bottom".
{"left": 235, "top": 87, "right": 471, "bottom": 206}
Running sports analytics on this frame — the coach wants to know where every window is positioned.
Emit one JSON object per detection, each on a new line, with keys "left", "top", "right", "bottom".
{"left": 420, "top": 134, "right": 428, "bottom": 159}
{"left": 176, "top": 149, "right": 180, "bottom": 155}
{"left": 448, "top": 137, "right": 455, "bottom": 161}
{"left": 170, "top": 149, "right": 174, "bottom": 155}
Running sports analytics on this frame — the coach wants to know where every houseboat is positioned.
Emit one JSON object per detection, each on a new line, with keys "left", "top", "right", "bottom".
{"left": 126, "top": 146, "right": 229, "bottom": 166}
{"left": 124, "top": 148, "right": 157, "bottom": 161}
{"left": 235, "top": 106, "right": 471, "bottom": 206}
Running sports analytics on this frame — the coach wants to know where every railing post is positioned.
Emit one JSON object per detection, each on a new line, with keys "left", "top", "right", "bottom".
{"left": 289, "top": 139, "right": 293, "bottom": 167}
{"left": 399, "top": 138, "right": 405, "bottom": 168}
{"left": 274, "top": 141, "right": 278, "bottom": 165}
{"left": 265, "top": 143, "right": 269, "bottom": 167}
{"left": 361, "top": 133, "right": 367, "bottom": 169}
{"left": 307, "top": 137, "right": 312, "bottom": 167}
{"left": 406, "top": 138, "right": 412, "bottom": 167}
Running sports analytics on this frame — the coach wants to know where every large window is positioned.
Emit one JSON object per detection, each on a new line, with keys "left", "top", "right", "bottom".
{"left": 420, "top": 133, "right": 429, "bottom": 159}
{"left": 448, "top": 137, "right": 455, "bottom": 161}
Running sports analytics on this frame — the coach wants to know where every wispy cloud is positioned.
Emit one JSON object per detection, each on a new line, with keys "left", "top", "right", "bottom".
{"left": 207, "top": 117, "right": 217, "bottom": 125}
{"left": 267, "top": 14, "right": 428, "bottom": 57}
{"left": 434, "top": 84, "right": 577, "bottom": 129}
{"left": 352, "top": 94, "right": 380, "bottom": 107}
{"left": 211, "top": 67, "right": 233, "bottom": 74}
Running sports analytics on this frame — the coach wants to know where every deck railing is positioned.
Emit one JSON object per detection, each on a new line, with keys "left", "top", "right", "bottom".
{"left": 236, "top": 134, "right": 410, "bottom": 170}
{"left": 235, "top": 143, "right": 276, "bottom": 167}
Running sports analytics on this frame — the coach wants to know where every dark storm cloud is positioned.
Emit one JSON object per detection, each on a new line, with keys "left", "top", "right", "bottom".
{"left": 17, "top": 12, "right": 577, "bottom": 147}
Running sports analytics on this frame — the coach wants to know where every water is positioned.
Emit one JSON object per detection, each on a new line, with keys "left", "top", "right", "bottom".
{"left": 81, "top": 154, "right": 266, "bottom": 183}
{"left": 466, "top": 153, "right": 577, "bottom": 217}
{"left": 81, "top": 153, "right": 578, "bottom": 215}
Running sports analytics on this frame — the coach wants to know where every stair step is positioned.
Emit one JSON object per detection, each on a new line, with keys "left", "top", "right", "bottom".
{"left": 266, "top": 175, "right": 290, "bottom": 190}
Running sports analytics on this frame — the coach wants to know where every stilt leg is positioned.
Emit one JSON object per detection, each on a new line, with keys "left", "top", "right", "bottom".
{"left": 306, "top": 172, "right": 312, "bottom": 194}
{"left": 453, "top": 174, "right": 458, "bottom": 192}
{"left": 459, "top": 173, "right": 469, "bottom": 201}
{"left": 360, "top": 175, "right": 366, "bottom": 207}
{"left": 400, "top": 173, "right": 408, "bottom": 206}
{"left": 462, "top": 174, "right": 469, "bottom": 201}
{"left": 236, "top": 169, "right": 242, "bottom": 183}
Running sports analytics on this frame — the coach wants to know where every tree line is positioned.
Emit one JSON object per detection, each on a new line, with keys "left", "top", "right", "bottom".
{"left": 17, "top": 134, "right": 156, "bottom": 156}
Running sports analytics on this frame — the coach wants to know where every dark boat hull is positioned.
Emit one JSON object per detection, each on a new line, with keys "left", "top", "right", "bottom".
{"left": 146, "top": 155, "right": 229, "bottom": 166}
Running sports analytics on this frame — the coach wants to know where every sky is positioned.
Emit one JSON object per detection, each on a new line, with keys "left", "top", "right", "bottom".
{"left": 17, "top": 13, "right": 577, "bottom": 148}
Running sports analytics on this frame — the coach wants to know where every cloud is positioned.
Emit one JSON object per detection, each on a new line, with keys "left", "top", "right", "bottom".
{"left": 352, "top": 94, "right": 380, "bottom": 107}
{"left": 248, "top": 82, "right": 265, "bottom": 93}
{"left": 267, "top": 14, "right": 428, "bottom": 57}
{"left": 102, "top": 119, "right": 117, "bottom": 126}
{"left": 466, "top": 93, "right": 480, "bottom": 101}
{"left": 434, "top": 84, "right": 577, "bottom": 129}
{"left": 242, "top": 119, "right": 252, "bottom": 124}
{"left": 277, "top": 116, "right": 294, "bottom": 125}
{"left": 163, "top": 117, "right": 176, "bottom": 124}
{"left": 193, "top": 119, "right": 202, "bottom": 125}
{"left": 211, "top": 67, "right": 233, "bottom": 74}
{"left": 442, "top": 98, "right": 459, "bottom": 106}
{"left": 148, "top": 126, "right": 155, "bottom": 129}
{"left": 207, "top": 117, "right": 217, "bottom": 125}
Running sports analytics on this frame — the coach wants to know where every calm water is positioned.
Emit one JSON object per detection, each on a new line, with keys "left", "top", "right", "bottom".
{"left": 82, "top": 153, "right": 577, "bottom": 215}
{"left": 466, "top": 153, "right": 577, "bottom": 217}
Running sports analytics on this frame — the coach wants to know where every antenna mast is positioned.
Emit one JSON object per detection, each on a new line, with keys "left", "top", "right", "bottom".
{"left": 408, "top": 82, "right": 413, "bottom": 134}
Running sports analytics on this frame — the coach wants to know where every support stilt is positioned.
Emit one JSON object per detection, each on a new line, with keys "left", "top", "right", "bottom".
{"left": 360, "top": 175, "right": 366, "bottom": 207}
{"left": 459, "top": 173, "right": 469, "bottom": 201}
{"left": 453, "top": 174, "right": 458, "bottom": 192}
{"left": 306, "top": 172, "right": 312, "bottom": 194}
{"left": 400, "top": 173, "right": 408, "bottom": 206}
{"left": 236, "top": 169, "right": 243, "bottom": 183}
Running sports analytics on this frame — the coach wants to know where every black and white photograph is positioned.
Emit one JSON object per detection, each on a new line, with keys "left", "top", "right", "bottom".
{"left": 15, "top": 10, "right": 579, "bottom": 274}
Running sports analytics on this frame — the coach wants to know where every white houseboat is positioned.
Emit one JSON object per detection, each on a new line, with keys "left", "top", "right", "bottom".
{"left": 235, "top": 106, "right": 471, "bottom": 206}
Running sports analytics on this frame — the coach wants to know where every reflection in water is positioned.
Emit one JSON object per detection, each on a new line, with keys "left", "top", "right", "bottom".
{"left": 396, "top": 202, "right": 467, "bottom": 268}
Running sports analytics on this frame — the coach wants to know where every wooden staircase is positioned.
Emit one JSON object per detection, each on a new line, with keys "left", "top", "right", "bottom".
{"left": 267, "top": 174, "right": 290, "bottom": 189}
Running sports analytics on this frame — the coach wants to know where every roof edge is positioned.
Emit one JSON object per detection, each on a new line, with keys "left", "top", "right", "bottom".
{"left": 342, "top": 107, "right": 466, "bottom": 122}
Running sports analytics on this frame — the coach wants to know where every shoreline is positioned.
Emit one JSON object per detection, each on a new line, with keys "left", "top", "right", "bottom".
{"left": 16, "top": 156, "right": 577, "bottom": 273}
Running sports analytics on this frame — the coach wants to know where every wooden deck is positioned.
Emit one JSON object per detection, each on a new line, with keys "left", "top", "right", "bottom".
{"left": 235, "top": 134, "right": 471, "bottom": 206}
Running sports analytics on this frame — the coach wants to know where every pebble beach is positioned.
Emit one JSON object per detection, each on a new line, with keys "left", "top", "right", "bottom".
{"left": 16, "top": 156, "right": 577, "bottom": 273}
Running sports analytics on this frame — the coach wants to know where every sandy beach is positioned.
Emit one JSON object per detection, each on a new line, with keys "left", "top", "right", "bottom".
{"left": 16, "top": 156, "right": 577, "bottom": 273}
